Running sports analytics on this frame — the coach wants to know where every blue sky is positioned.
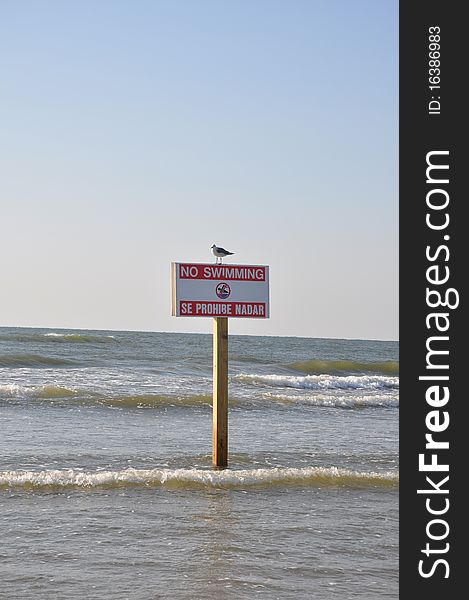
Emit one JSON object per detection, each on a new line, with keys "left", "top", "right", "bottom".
{"left": 0, "top": 1, "right": 398, "bottom": 339}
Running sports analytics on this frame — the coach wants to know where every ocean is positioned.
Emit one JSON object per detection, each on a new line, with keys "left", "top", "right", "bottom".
{"left": 0, "top": 327, "right": 399, "bottom": 599}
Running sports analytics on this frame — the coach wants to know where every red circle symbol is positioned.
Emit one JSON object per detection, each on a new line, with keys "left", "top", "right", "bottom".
{"left": 215, "top": 282, "right": 231, "bottom": 299}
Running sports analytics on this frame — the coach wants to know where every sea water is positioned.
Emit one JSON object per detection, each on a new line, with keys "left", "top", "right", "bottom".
{"left": 0, "top": 327, "right": 398, "bottom": 599}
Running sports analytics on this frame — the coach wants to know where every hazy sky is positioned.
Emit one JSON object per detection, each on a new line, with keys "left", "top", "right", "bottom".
{"left": 1, "top": 1, "right": 398, "bottom": 340}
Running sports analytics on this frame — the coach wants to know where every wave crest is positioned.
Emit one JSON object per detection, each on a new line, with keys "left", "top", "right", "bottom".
{"left": 0, "top": 354, "right": 74, "bottom": 368}
{"left": 1, "top": 384, "right": 398, "bottom": 409}
{"left": 235, "top": 373, "right": 399, "bottom": 391}
{"left": 0, "top": 466, "right": 399, "bottom": 490}
{"left": 44, "top": 333, "right": 116, "bottom": 343}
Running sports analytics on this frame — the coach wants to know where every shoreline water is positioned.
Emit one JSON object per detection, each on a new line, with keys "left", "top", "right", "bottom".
{"left": 1, "top": 327, "right": 398, "bottom": 599}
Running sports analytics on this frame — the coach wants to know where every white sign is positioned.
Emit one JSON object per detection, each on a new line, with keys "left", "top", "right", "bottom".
{"left": 171, "top": 263, "right": 270, "bottom": 318}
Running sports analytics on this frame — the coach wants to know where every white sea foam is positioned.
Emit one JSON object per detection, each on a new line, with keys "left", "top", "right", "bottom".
{"left": 262, "top": 392, "right": 399, "bottom": 408}
{"left": 44, "top": 333, "right": 115, "bottom": 342}
{"left": 0, "top": 384, "right": 79, "bottom": 398}
{"left": 0, "top": 466, "right": 399, "bottom": 489}
{"left": 0, "top": 384, "right": 22, "bottom": 396}
{"left": 235, "top": 373, "right": 399, "bottom": 391}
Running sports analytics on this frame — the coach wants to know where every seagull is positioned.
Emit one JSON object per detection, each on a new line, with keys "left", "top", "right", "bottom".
{"left": 211, "top": 244, "right": 234, "bottom": 264}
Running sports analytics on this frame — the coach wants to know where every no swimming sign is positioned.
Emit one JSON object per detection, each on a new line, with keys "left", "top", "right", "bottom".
{"left": 171, "top": 263, "right": 270, "bottom": 318}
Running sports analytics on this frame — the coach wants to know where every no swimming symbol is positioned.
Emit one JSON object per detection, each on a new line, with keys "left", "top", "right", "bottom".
{"left": 215, "top": 282, "right": 231, "bottom": 299}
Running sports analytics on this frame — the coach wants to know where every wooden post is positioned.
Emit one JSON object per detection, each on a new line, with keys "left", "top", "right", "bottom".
{"left": 212, "top": 317, "right": 228, "bottom": 468}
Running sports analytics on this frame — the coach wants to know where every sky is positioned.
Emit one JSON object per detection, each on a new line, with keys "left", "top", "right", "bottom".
{"left": 0, "top": 0, "right": 398, "bottom": 340}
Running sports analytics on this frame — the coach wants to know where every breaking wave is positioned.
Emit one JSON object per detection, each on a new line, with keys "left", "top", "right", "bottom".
{"left": 0, "top": 385, "right": 214, "bottom": 407}
{"left": 0, "top": 385, "right": 398, "bottom": 409}
{"left": 43, "top": 333, "right": 116, "bottom": 343}
{"left": 0, "top": 466, "right": 399, "bottom": 490}
{"left": 235, "top": 373, "right": 399, "bottom": 391}
{"left": 288, "top": 359, "right": 399, "bottom": 376}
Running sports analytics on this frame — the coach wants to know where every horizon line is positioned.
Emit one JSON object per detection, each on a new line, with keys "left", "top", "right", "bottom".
{"left": 0, "top": 324, "right": 399, "bottom": 344}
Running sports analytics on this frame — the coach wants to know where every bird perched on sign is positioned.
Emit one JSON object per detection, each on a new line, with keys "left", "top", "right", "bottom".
{"left": 211, "top": 244, "right": 234, "bottom": 264}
